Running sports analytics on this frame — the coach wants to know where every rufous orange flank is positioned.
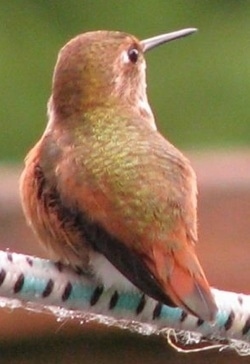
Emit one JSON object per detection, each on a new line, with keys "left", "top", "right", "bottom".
{"left": 20, "top": 28, "right": 217, "bottom": 321}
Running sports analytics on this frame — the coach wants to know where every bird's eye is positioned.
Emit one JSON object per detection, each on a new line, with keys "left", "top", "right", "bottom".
{"left": 127, "top": 47, "right": 139, "bottom": 64}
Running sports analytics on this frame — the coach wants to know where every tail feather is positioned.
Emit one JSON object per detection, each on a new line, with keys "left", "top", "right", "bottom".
{"left": 152, "top": 244, "right": 217, "bottom": 322}
{"left": 167, "top": 260, "right": 217, "bottom": 321}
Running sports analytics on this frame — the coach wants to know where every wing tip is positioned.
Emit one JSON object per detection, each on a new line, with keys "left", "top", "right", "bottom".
{"left": 187, "top": 279, "right": 218, "bottom": 322}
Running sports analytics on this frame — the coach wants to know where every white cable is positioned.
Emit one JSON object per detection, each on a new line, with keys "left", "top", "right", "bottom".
{"left": 0, "top": 250, "right": 249, "bottom": 355}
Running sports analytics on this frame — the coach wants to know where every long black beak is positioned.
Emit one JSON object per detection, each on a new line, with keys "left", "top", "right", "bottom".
{"left": 140, "top": 28, "right": 197, "bottom": 52}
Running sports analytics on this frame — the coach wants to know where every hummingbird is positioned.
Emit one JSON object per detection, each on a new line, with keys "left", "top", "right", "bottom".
{"left": 20, "top": 28, "right": 217, "bottom": 321}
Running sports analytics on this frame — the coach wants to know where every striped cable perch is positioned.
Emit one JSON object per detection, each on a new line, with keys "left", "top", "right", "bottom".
{"left": 0, "top": 249, "right": 249, "bottom": 355}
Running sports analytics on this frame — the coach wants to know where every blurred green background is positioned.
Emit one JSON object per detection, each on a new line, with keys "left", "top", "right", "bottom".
{"left": 1, "top": 1, "right": 250, "bottom": 163}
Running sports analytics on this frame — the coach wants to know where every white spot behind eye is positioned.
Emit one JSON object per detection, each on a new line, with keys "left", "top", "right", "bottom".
{"left": 120, "top": 50, "right": 130, "bottom": 64}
